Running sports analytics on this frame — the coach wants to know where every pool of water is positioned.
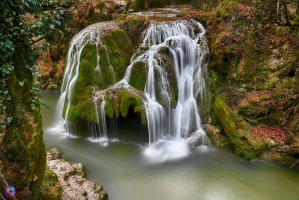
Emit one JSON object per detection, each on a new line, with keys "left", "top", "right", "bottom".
{"left": 41, "top": 91, "right": 299, "bottom": 200}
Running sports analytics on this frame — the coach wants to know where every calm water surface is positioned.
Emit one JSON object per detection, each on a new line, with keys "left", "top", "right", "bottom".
{"left": 41, "top": 91, "right": 299, "bottom": 200}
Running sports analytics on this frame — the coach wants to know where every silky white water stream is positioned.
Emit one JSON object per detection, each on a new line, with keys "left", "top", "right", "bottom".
{"left": 57, "top": 19, "right": 209, "bottom": 161}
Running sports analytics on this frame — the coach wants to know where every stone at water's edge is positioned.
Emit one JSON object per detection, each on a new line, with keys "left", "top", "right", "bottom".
{"left": 46, "top": 148, "right": 108, "bottom": 200}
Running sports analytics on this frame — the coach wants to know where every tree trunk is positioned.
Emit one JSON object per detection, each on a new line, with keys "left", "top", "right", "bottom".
{"left": 0, "top": 171, "right": 17, "bottom": 200}
{"left": 0, "top": 37, "right": 46, "bottom": 199}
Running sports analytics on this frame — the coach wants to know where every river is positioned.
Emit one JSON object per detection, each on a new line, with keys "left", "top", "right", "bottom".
{"left": 41, "top": 91, "right": 299, "bottom": 200}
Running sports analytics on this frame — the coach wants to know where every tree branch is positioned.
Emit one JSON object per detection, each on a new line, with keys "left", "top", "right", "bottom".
{"left": 290, "top": 159, "right": 299, "bottom": 169}
{"left": 29, "top": 34, "right": 46, "bottom": 45}
{"left": 282, "top": 0, "right": 293, "bottom": 27}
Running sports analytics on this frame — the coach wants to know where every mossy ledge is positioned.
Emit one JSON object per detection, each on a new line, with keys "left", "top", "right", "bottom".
{"left": 210, "top": 71, "right": 265, "bottom": 160}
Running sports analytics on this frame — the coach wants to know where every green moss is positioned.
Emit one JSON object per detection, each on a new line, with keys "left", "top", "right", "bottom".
{"left": 102, "top": 29, "right": 133, "bottom": 81}
{"left": 116, "top": 90, "right": 147, "bottom": 124}
{"left": 210, "top": 70, "right": 262, "bottom": 160}
{"left": 62, "top": 44, "right": 101, "bottom": 122}
{"left": 129, "top": 61, "right": 147, "bottom": 90}
{"left": 105, "top": 95, "right": 115, "bottom": 118}
{"left": 98, "top": 46, "right": 116, "bottom": 89}
{"left": 40, "top": 166, "right": 63, "bottom": 200}
{"left": 120, "top": 93, "right": 142, "bottom": 117}
{"left": 74, "top": 44, "right": 97, "bottom": 98}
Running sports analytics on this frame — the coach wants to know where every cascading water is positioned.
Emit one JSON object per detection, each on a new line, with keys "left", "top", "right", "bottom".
{"left": 57, "top": 22, "right": 118, "bottom": 136}
{"left": 57, "top": 19, "right": 209, "bottom": 161}
{"left": 100, "top": 95, "right": 108, "bottom": 138}
{"left": 125, "top": 20, "right": 209, "bottom": 161}
{"left": 120, "top": 20, "right": 209, "bottom": 147}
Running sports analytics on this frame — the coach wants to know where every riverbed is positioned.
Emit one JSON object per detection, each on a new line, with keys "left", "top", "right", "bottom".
{"left": 41, "top": 91, "right": 299, "bottom": 200}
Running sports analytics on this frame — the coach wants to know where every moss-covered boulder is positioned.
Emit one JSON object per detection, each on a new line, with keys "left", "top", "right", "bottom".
{"left": 46, "top": 148, "right": 108, "bottom": 199}
{"left": 62, "top": 28, "right": 134, "bottom": 123}
{"left": 210, "top": 71, "right": 265, "bottom": 160}
{"left": 62, "top": 44, "right": 102, "bottom": 122}
{"left": 129, "top": 61, "right": 147, "bottom": 90}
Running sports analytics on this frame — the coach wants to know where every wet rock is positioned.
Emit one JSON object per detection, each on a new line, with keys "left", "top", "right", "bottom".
{"left": 46, "top": 148, "right": 108, "bottom": 200}
{"left": 187, "top": 130, "right": 209, "bottom": 146}
{"left": 203, "top": 124, "right": 223, "bottom": 145}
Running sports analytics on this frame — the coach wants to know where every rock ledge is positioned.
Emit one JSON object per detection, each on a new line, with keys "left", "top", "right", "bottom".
{"left": 46, "top": 148, "right": 108, "bottom": 200}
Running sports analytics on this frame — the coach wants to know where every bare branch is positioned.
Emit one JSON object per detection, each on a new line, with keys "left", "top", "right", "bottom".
{"left": 29, "top": 34, "right": 46, "bottom": 45}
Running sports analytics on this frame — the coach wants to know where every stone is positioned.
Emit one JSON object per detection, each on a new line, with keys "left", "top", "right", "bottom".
{"left": 186, "top": 130, "right": 209, "bottom": 146}
{"left": 46, "top": 148, "right": 108, "bottom": 200}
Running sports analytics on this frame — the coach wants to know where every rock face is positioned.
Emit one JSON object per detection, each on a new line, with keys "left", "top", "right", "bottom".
{"left": 178, "top": 1, "right": 299, "bottom": 165}
{"left": 46, "top": 148, "right": 108, "bottom": 200}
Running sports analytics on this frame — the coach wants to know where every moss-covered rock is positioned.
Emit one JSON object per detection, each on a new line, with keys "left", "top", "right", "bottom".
{"left": 156, "top": 47, "right": 178, "bottom": 108}
{"left": 63, "top": 44, "right": 99, "bottom": 122}
{"left": 40, "top": 166, "right": 63, "bottom": 200}
{"left": 129, "top": 61, "right": 147, "bottom": 90}
{"left": 98, "top": 46, "right": 115, "bottom": 89}
{"left": 0, "top": 38, "right": 46, "bottom": 199}
{"left": 210, "top": 71, "right": 265, "bottom": 160}
{"left": 104, "top": 89, "right": 147, "bottom": 124}
{"left": 102, "top": 29, "right": 133, "bottom": 82}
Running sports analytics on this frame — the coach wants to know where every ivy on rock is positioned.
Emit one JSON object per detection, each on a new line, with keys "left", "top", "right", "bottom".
{"left": 0, "top": 0, "right": 62, "bottom": 199}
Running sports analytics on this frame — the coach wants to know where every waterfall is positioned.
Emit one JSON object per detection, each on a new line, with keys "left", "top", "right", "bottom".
{"left": 56, "top": 22, "right": 119, "bottom": 135}
{"left": 57, "top": 20, "right": 209, "bottom": 152}
{"left": 94, "top": 96, "right": 102, "bottom": 137}
{"left": 122, "top": 20, "right": 209, "bottom": 147}
{"left": 100, "top": 95, "right": 108, "bottom": 138}
{"left": 58, "top": 24, "right": 101, "bottom": 134}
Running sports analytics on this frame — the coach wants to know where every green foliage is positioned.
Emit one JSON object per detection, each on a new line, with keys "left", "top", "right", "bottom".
{"left": 0, "top": 0, "right": 62, "bottom": 126}
{"left": 0, "top": 1, "right": 61, "bottom": 198}
{"left": 129, "top": 61, "right": 147, "bottom": 90}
